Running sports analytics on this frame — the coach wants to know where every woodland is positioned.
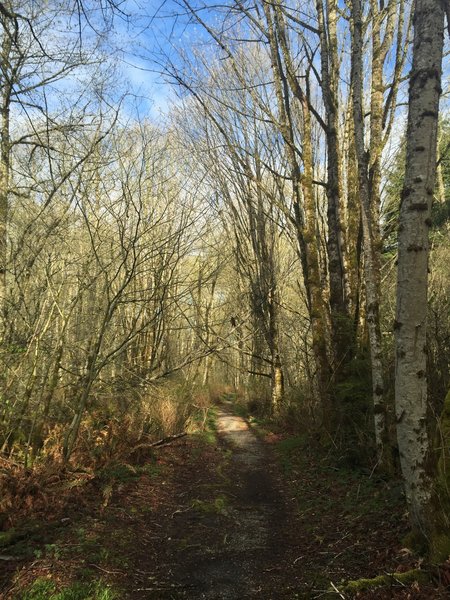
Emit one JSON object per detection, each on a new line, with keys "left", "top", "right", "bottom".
{"left": 0, "top": 0, "right": 449, "bottom": 598}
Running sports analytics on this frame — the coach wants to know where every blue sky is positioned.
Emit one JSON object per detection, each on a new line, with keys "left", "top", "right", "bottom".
{"left": 80, "top": 0, "right": 449, "bottom": 128}
{"left": 108, "top": 0, "right": 203, "bottom": 119}
{"left": 106, "top": 0, "right": 243, "bottom": 120}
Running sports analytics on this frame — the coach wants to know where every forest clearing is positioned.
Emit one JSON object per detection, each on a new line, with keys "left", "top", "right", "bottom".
{"left": 0, "top": 0, "right": 450, "bottom": 598}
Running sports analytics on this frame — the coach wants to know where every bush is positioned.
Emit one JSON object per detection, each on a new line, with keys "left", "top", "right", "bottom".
{"left": 145, "top": 381, "right": 195, "bottom": 437}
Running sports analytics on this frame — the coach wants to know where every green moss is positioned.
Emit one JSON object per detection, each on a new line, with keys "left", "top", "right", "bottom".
{"left": 97, "top": 463, "right": 138, "bottom": 483}
{"left": 192, "top": 429, "right": 217, "bottom": 444}
{"left": 430, "top": 532, "right": 450, "bottom": 563}
{"left": 332, "top": 569, "right": 430, "bottom": 596}
{"left": 333, "top": 354, "right": 376, "bottom": 466}
{"left": 276, "top": 435, "right": 307, "bottom": 454}
{"left": 139, "top": 462, "right": 161, "bottom": 477}
{"left": 19, "top": 578, "right": 57, "bottom": 600}
{"left": 275, "top": 435, "right": 307, "bottom": 473}
{"left": 0, "top": 522, "right": 43, "bottom": 551}
{"left": 232, "top": 403, "right": 249, "bottom": 419}
{"left": 192, "top": 494, "right": 229, "bottom": 515}
{"left": 190, "top": 407, "right": 218, "bottom": 445}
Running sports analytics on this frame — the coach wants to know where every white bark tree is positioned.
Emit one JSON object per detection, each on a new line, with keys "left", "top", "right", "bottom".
{"left": 395, "top": 0, "right": 445, "bottom": 532}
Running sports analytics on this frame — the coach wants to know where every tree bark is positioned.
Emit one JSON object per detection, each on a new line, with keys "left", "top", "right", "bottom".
{"left": 0, "top": 18, "right": 13, "bottom": 334}
{"left": 395, "top": 0, "right": 444, "bottom": 532}
{"left": 316, "top": 0, "right": 353, "bottom": 364}
{"left": 268, "top": 1, "right": 332, "bottom": 422}
{"left": 350, "top": 0, "right": 387, "bottom": 461}
{"left": 271, "top": 354, "right": 284, "bottom": 415}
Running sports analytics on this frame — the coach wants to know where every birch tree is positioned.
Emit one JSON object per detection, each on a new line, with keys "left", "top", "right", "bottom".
{"left": 350, "top": 0, "right": 410, "bottom": 464}
{"left": 395, "top": 0, "right": 445, "bottom": 533}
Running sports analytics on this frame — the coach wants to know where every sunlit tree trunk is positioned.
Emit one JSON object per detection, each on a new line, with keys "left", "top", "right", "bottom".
{"left": 0, "top": 14, "right": 13, "bottom": 334}
{"left": 266, "top": 1, "right": 332, "bottom": 421}
{"left": 343, "top": 98, "right": 363, "bottom": 333}
{"left": 350, "top": 0, "right": 386, "bottom": 461}
{"left": 395, "top": 0, "right": 444, "bottom": 532}
{"left": 316, "top": 0, "right": 353, "bottom": 364}
{"left": 271, "top": 353, "right": 284, "bottom": 415}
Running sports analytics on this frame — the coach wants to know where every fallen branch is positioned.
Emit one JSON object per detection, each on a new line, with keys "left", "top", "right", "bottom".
{"left": 129, "top": 432, "right": 187, "bottom": 456}
{"left": 150, "top": 432, "right": 187, "bottom": 448}
{"left": 89, "top": 563, "right": 126, "bottom": 575}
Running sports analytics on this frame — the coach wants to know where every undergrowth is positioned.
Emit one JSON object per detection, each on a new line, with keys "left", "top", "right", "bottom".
{"left": 0, "top": 381, "right": 215, "bottom": 531}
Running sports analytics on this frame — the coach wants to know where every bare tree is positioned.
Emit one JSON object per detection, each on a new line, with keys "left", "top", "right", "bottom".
{"left": 350, "top": 0, "right": 410, "bottom": 464}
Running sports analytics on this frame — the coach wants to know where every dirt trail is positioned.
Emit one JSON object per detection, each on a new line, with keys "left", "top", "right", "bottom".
{"left": 3, "top": 403, "right": 439, "bottom": 599}
{"left": 0, "top": 404, "right": 301, "bottom": 600}
{"left": 136, "top": 405, "right": 296, "bottom": 600}
{"left": 185, "top": 408, "right": 282, "bottom": 598}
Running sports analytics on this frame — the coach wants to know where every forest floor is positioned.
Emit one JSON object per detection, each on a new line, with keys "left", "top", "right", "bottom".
{"left": 0, "top": 400, "right": 449, "bottom": 599}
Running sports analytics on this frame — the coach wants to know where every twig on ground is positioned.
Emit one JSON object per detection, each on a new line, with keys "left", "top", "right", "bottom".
{"left": 329, "top": 580, "right": 346, "bottom": 598}
{"left": 89, "top": 563, "right": 126, "bottom": 575}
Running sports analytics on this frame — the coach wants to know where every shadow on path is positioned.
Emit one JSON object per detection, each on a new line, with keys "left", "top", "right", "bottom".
{"left": 137, "top": 405, "right": 295, "bottom": 600}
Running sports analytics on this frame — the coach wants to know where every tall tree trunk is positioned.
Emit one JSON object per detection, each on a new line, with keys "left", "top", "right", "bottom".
{"left": 0, "top": 23, "right": 12, "bottom": 335}
{"left": 350, "top": 0, "right": 386, "bottom": 461}
{"left": 343, "top": 98, "right": 363, "bottom": 333}
{"left": 316, "top": 0, "right": 353, "bottom": 365}
{"left": 368, "top": 0, "right": 397, "bottom": 468}
{"left": 266, "top": 1, "right": 332, "bottom": 423}
{"left": 395, "top": 0, "right": 444, "bottom": 533}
